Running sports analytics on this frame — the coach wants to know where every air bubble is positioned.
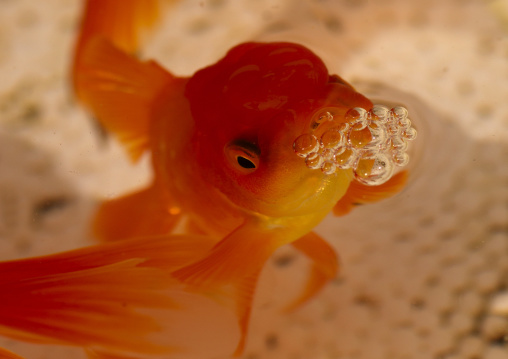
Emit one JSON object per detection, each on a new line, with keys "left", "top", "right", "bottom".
{"left": 294, "top": 134, "right": 319, "bottom": 157}
{"left": 354, "top": 153, "right": 394, "bottom": 186}
{"left": 391, "top": 137, "right": 408, "bottom": 151}
{"left": 365, "top": 123, "right": 387, "bottom": 148}
{"left": 393, "top": 151, "right": 410, "bottom": 166}
{"left": 348, "top": 126, "right": 372, "bottom": 148}
{"left": 305, "top": 152, "right": 323, "bottom": 169}
{"left": 391, "top": 106, "right": 408, "bottom": 120}
{"left": 335, "top": 148, "right": 357, "bottom": 169}
{"left": 318, "top": 111, "right": 334, "bottom": 122}
{"left": 386, "top": 122, "right": 401, "bottom": 136}
{"left": 321, "top": 161, "right": 337, "bottom": 175}
{"left": 311, "top": 111, "right": 334, "bottom": 129}
{"left": 321, "top": 128, "right": 344, "bottom": 149}
{"left": 402, "top": 127, "right": 418, "bottom": 140}
{"left": 320, "top": 148, "right": 336, "bottom": 162}
{"left": 345, "top": 107, "right": 368, "bottom": 129}
{"left": 370, "top": 105, "right": 390, "bottom": 123}
{"left": 397, "top": 117, "right": 412, "bottom": 129}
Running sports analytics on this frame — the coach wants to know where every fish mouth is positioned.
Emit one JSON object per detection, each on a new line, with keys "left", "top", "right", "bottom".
{"left": 293, "top": 105, "right": 417, "bottom": 186}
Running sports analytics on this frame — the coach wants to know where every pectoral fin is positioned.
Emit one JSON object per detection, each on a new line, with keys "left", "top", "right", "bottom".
{"left": 93, "top": 182, "right": 182, "bottom": 242}
{"left": 333, "top": 170, "right": 408, "bottom": 216}
{"left": 286, "top": 232, "right": 339, "bottom": 311}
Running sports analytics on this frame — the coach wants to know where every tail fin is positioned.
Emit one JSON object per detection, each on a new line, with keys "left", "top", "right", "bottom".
{"left": 0, "top": 235, "right": 223, "bottom": 356}
{"left": 0, "top": 347, "right": 24, "bottom": 359}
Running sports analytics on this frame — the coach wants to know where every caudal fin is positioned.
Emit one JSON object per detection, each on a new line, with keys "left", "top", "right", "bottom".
{"left": 0, "top": 347, "right": 25, "bottom": 359}
{"left": 0, "top": 235, "right": 228, "bottom": 357}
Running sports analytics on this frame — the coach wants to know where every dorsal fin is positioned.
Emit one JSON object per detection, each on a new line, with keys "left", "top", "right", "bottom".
{"left": 74, "top": 0, "right": 162, "bottom": 57}
{"left": 75, "top": 38, "right": 174, "bottom": 160}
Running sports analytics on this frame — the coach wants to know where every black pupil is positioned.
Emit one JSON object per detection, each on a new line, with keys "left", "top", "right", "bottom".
{"left": 237, "top": 156, "right": 256, "bottom": 169}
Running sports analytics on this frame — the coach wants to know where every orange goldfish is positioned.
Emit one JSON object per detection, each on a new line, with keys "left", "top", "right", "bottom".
{"left": 0, "top": 1, "right": 416, "bottom": 358}
{"left": 71, "top": 0, "right": 416, "bottom": 356}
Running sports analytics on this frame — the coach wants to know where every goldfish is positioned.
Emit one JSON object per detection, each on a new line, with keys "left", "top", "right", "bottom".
{"left": 0, "top": 1, "right": 416, "bottom": 358}
{"left": 72, "top": 0, "right": 416, "bottom": 355}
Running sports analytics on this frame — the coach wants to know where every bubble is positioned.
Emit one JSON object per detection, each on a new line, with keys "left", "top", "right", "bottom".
{"left": 336, "top": 122, "right": 350, "bottom": 133}
{"left": 365, "top": 123, "right": 387, "bottom": 148}
{"left": 391, "top": 137, "right": 408, "bottom": 151}
{"left": 311, "top": 111, "right": 334, "bottom": 129}
{"left": 294, "top": 134, "right": 319, "bottom": 157}
{"left": 321, "top": 128, "right": 344, "bottom": 149}
{"left": 318, "top": 111, "right": 334, "bottom": 122}
{"left": 397, "top": 117, "right": 412, "bottom": 129}
{"left": 321, "top": 161, "right": 337, "bottom": 175}
{"left": 392, "top": 151, "right": 410, "bottom": 166}
{"left": 354, "top": 153, "right": 394, "bottom": 186}
{"left": 320, "top": 148, "right": 336, "bottom": 162}
{"left": 369, "top": 105, "right": 390, "bottom": 123}
{"left": 345, "top": 107, "right": 368, "bottom": 129}
{"left": 348, "top": 126, "right": 372, "bottom": 148}
{"left": 386, "top": 122, "right": 401, "bottom": 136}
{"left": 305, "top": 152, "right": 323, "bottom": 169}
{"left": 402, "top": 127, "right": 418, "bottom": 140}
{"left": 391, "top": 106, "right": 408, "bottom": 120}
{"left": 335, "top": 148, "right": 357, "bottom": 169}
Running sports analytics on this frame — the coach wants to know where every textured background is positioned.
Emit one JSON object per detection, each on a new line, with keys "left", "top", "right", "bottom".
{"left": 0, "top": 0, "right": 507, "bottom": 358}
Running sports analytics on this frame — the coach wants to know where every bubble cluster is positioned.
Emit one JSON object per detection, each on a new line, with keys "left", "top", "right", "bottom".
{"left": 293, "top": 105, "right": 417, "bottom": 185}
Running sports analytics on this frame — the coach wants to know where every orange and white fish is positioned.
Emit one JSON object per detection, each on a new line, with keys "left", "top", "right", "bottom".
{"left": 0, "top": 1, "right": 416, "bottom": 358}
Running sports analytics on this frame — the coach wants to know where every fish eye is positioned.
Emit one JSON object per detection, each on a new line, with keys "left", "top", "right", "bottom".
{"left": 237, "top": 155, "right": 256, "bottom": 169}
{"left": 225, "top": 140, "right": 260, "bottom": 174}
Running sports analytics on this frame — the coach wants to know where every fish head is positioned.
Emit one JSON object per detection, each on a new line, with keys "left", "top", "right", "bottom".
{"left": 185, "top": 42, "right": 374, "bottom": 218}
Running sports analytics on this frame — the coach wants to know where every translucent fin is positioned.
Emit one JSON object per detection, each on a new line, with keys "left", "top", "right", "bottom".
{"left": 93, "top": 182, "right": 182, "bottom": 242}
{"left": 75, "top": 0, "right": 161, "bottom": 57}
{"left": 232, "top": 270, "right": 261, "bottom": 357}
{"left": 0, "top": 235, "right": 217, "bottom": 356}
{"left": 172, "top": 223, "right": 285, "bottom": 288}
{"left": 0, "top": 347, "right": 25, "bottom": 359}
{"left": 86, "top": 349, "right": 138, "bottom": 359}
{"left": 286, "top": 232, "right": 339, "bottom": 311}
{"left": 74, "top": 37, "right": 175, "bottom": 161}
{"left": 333, "top": 170, "right": 408, "bottom": 216}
